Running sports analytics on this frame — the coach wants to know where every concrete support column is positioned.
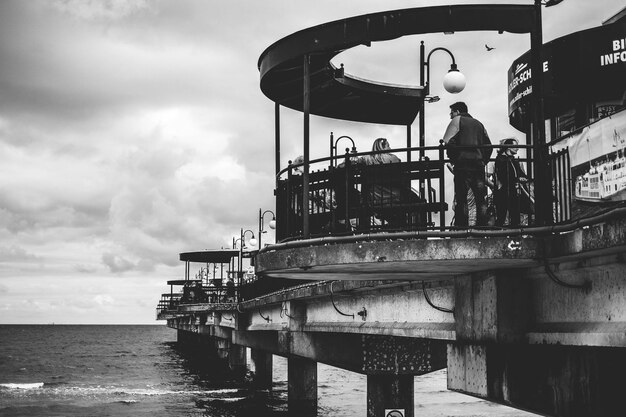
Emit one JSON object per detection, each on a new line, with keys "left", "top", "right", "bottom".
{"left": 251, "top": 349, "right": 273, "bottom": 389}
{"left": 177, "top": 328, "right": 189, "bottom": 343}
{"left": 288, "top": 356, "right": 317, "bottom": 416}
{"left": 448, "top": 342, "right": 626, "bottom": 416}
{"left": 228, "top": 344, "right": 247, "bottom": 375}
{"left": 366, "top": 374, "right": 414, "bottom": 417}
{"left": 448, "top": 270, "right": 530, "bottom": 401}
{"left": 453, "top": 270, "right": 530, "bottom": 344}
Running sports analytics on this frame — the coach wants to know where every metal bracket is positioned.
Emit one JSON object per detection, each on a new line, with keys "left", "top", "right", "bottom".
{"left": 329, "top": 281, "right": 355, "bottom": 319}
{"left": 544, "top": 260, "right": 592, "bottom": 292}
{"left": 280, "top": 301, "right": 294, "bottom": 319}
{"left": 422, "top": 281, "right": 454, "bottom": 314}
{"left": 259, "top": 310, "right": 271, "bottom": 322}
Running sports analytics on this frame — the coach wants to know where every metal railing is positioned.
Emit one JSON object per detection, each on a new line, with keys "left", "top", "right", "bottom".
{"left": 274, "top": 141, "right": 572, "bottom": 242}
{"left": 156, "top": 294, "right": 181, "bottom": 319}
{"left": 155, "top": 283, "right": 241, "bottom": 319}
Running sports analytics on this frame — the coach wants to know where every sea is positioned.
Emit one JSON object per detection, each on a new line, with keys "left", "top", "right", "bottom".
{"left": 0, "top": 325, "right": 539, "bottom": 417}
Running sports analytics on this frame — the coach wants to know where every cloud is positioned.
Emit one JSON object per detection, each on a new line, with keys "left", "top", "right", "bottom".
{"left": 93, "top": 294, "right": 114, "bottom": 306}
{"left": 47, "top": 0, "right": 153, "bottom": 21}
{"left": 74, "top": 264, "right": 98, "bottom": 274}
{"left": 0, "top": 245, "right": 41, "bottom": 262}
{"left": 102, "top": 252, "right": 135, "bottom": 273}
{"left": 0, "top": 0, "right": 622, "bottom": 324}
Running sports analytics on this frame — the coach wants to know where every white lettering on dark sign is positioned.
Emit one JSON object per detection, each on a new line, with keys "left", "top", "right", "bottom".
{"left": 509, "top": 85, "right": 532, "bottom": 108}
{"left": 601, "top": 37, "right": 626, "bottom": 66}
{"left": 508, "top": 61, "right": 549, "bottom": 94}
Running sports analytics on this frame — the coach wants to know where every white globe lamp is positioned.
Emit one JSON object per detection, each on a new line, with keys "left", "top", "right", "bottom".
{"left": 443, "top": 64, "right": 465, "bottom": 94}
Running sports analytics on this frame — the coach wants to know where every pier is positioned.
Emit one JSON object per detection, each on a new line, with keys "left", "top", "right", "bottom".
{"left": 161, "top": 210, "right": 626, "bottom": 416}
{"left": 157, "top": 3, "right": 626, "bottom": 416}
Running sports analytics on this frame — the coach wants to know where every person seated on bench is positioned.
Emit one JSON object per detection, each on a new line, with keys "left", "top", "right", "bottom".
{"left": 357, "top": 138, "right": 417, "bottom": 227}
{"left": 357, "top": 137, "right": 400, "bottom": 166}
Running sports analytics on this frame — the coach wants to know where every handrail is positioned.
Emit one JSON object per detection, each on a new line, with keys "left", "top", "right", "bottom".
{"left": 259, "top": 205, "right": 626, "bottom": 254}
{"left": 274, "top": 140, "right": 565, "bottom": 241}
{"left": 276, "top": 142, "right": 533, "bottom": 178}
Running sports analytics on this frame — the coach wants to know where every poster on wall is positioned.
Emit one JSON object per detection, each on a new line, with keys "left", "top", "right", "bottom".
{"left": 552, "top": 109, "right": 626, "bottom": 202}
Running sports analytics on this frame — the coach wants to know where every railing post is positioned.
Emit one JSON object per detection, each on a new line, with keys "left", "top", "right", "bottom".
{"left": 330, "top": 132, "right": 334, "bottom": 168}
{"left": 407, "top": 124, "right": 412, "bottom": 164}
{"left": 439, "top": 140, "right": 446, "bottom": 230}
{"left": 286, "top": 164, "right": 294, "bottom": 239}
{"left": 564, "top": 148, "right": 571, "bottom": 220}
{"left": 275, "top": 103, "right": 281, "bottom": 178}
{"left": 303, "top": 54, "right": 311, "bottom": 238}
{"left": 343, "top": 152, "right": 351, "bottom": 230}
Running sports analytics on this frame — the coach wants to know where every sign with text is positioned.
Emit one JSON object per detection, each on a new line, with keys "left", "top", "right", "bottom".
{"left": 508, "top": 22, "right": 626, "bottom": 130}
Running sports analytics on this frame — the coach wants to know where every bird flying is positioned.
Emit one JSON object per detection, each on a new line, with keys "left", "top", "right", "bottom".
{"left": 485, "top": 44, "right": 495, "bottom": 51}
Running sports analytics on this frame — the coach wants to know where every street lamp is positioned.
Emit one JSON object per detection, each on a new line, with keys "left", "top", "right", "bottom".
{"left": 418, "top": 42, "right": 465, "bottom": 200}
{"left": 241, "top": 229, "right": 256, "bottom": 249}
{"left": 241, "top": 228, "right": 256, "bottom": 274}
{"left": 419, "top": 42, "right": 465, "bottom": 151}
{"left": 422, "top": 44, "right": 465, "bottom": 96}
{"left": 442, "top": 64, "right": 466, "bottom": 94}
{"left": 330, "top": 134, "right": 357, "bottom": 168}
{"left": 258, "top": 209, "right": 276, "bottom": 249}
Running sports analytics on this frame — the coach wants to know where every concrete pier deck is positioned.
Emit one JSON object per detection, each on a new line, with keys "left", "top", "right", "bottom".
{"left": 165, "top": 210, "right": 626, "bottom": 416}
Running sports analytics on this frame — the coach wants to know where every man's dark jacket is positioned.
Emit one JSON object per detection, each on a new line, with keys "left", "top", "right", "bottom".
{"left": 444, "top": 112, "right": 492, "bottom": 165}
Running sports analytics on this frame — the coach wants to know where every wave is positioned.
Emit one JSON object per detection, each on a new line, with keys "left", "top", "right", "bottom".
{"left": 202, "top": 388, "right": 241, "bottom": 394}
{"left": 116, "top": 399, "right": 139, "bottom": 404}
{"left": 204, "top": 396, "right": 247, "bottom": 403}
{"left": 42, "top": 386, "right": 210, "bottom": 397}
{"left": 0, "top": 382, "right": 44, "bottom": 390}
{"left": 0, "top": 382, "right": 244, "bottom": 399}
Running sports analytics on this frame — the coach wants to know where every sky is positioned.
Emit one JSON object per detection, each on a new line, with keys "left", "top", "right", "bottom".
{"left": 0, "top": 0, "right": 623, "bottom": 324}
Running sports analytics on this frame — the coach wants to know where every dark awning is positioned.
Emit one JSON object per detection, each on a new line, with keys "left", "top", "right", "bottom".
{"left": 179, "top": 250, "right": 239, "bottom": 263}
{"left": 258, "top": 4, "right": 535, "bottom": 125}
{"left": 167, "top": 279, "right": 202, "bottom": 285}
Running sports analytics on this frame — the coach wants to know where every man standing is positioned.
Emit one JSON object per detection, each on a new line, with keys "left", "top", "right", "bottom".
{"left": 443, "top": 102, "right": 492, "bottom": 227}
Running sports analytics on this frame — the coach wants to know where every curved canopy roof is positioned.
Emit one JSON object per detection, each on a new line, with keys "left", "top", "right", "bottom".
{"left": 258, "top": 4, "right": 535, "bottom": 125}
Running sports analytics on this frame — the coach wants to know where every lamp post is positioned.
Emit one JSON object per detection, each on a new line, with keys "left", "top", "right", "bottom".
{"left": 330, "top": 134, "right": 357, "bottom": 168}
{"left": 419, "top": 42, "right": 466, "bottom": 156}
{"left": 419, "top": 42, "right": 465, "bottom": 200}
{"left": 258, "top": 209, "right": 276, "bottom": 250}
{"left": 232, "top": 236, "right": 242, "bottom": 274}
{"left": 238, "top": 228, "right": 256, "bottom": 283}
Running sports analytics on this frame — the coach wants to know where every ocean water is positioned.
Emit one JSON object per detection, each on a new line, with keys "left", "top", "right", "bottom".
{"left": 0, "top": 325, "right": 538, "bottom": 416}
